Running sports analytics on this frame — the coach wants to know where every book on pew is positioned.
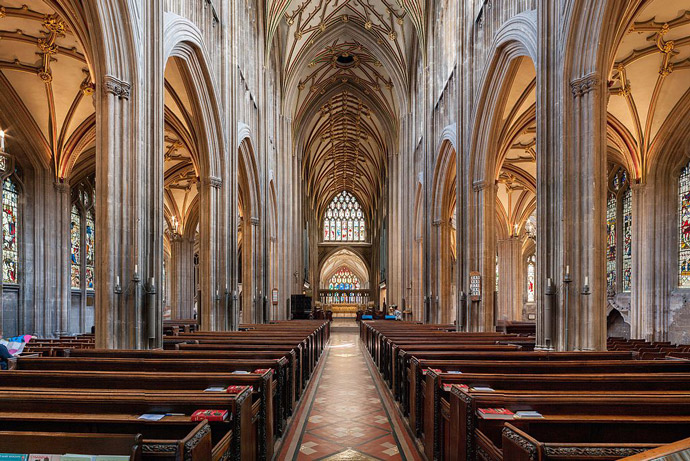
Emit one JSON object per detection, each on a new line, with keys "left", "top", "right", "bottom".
{"left": 443, "top": 383, "right": 468, "bottom": 392}
{"left": 231, "top": 370, "right": 250, "bottom": 374}
{"left": 0, "top": 455, "right": 28, "bottom": 461}
{"left": 477, "top": 408, "right": 515, "bottom": 420}
{"left": 253, "top": 368, "right": 273, "bottom": 375}
{"left": 28, "top": 455, "right": 59, "bottom": 461}
{"left": 138, "top": 413, "right": 166, "bottom": 421}
{"left": 226, "top": 385, "right": 252, "bottom": 394}
{"left": 204, "top": 386, "right": 227, "bottom": 392}
{"left": 471, "top": 386, "right": 495, "bottom": 392}
{"left": 514, "top": 410, "right": 543, "bottom": 419}
{"left": 422, "top": 368, "right": 443, "bottom": 375}
{"left": 191, "top": 409, "right": 229, "bottom": 422}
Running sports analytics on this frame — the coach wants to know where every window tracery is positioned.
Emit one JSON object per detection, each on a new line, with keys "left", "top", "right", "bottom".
{"left": 324, "top": 191, "right": 365, "bottom": 242}
{"left": 607, "top": 166, "right": 632, "bottom": 294}
{"left": 71, "top": 181, "right": 95, "bottom": 291}
{"left": 2, "top": 177, "right": 18, "bottom": 284}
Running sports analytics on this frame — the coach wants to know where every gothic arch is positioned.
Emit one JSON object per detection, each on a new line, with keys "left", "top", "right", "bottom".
{"left": 470, "top": 11, "right": 538, "bottom": 185}
{"left": 163, "top": 13, "right": 225, "bottom": 180}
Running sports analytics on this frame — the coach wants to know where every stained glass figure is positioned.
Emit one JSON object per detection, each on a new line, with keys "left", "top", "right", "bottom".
{"left": 680, "top": 162, "right": 690, "bottom": 287}
{"left": 2, "top": 178, "right": 18, "bottom": 284}
{"left": 527, "top": 255, "right": 536, "bottom": 303}
{"left": 622, "top": 188, "right": 632, "bottom": 292}
{"left": 70, "top": 205, "right": 81, "bottom": 288}
{"left": 606, "top": 193, "right": 616, "bottom": 290}
{"left": 324, "top": 191, "right": 366, "bottom": 242}
{"left": 85, "top": 211, "right": 95, "bottom": 290}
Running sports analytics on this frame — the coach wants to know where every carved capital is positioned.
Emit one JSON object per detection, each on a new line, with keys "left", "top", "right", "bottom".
{"left": 199, "top": 176, "right": 222, "bottom": 189}
{"left": 53, "top": 181, "right": 70, "bottom": 194}
{"left": 473, "top": 180, "right": 493, "bottom": 192}
{"left": 250, "top": 217, "right": 260, "bottom": 226}
{"left": 103, "top": 75, "right": 131, "bottom": 100}
{"left": 570, "top": 73, "right": 600, "bottom": 98}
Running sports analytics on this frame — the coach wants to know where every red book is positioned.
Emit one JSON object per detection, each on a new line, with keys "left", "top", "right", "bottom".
{"left": 423, "top": 368, "right": 443, "bottom": 375}
{"left": 191, "top": 409, "right": 229, "bottom": 422}
{"left": 477, "top": 408, "right": 515, "bottom": 420}
{"left": 253, "top": 368, "right": 273, "bottom": 375}
{"left": 226, "top": 385, "right": 251, "bottom": 394}
{"left": 442, "top": 383, "right": 468, "bottom": 392}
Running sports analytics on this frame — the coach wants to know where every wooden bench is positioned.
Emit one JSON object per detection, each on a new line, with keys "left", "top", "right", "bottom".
{"left": 0, "top": 431, "right": 143, "bottom": 461}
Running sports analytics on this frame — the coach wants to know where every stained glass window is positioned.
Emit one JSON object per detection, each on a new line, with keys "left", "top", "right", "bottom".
{"left": 622, "top": 188, "right": 632, "bottom": 292}
{"left": 71, "top": 181, "right": 96, "bottom": 291}
{"left": 2, "top": 177, "right": 18, "bottom": 284}
{"left": 85, "top": 211, "right": 95, "bottom": 290}
{"left": 70, "top": 205, "right": 81, "bottom": 288}
{"left": 526, "top": 255, "right": 535, "bottom": 303}
{"left": 606, "top": 193, "right": 616, "bottom": 290}
{"left": 328, "top": 267, "right": 361, "bottom": 291}
{"left": 324, "top": 191, "right": 365, "bottom": 242}
{"left": 679, "top": 162, "right": 690, "bottom": 287}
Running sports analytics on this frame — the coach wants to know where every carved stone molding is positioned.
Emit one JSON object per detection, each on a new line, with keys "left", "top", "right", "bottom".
{"left": 249, "top": 217, "right": 260, "bottom": 226}
{"left": 103, "top": 75, "right": 132, "bottom": 100}
{"left": 570, "top": 73, "right": 600, "bottom": 98}
{"left": 199, "top": 176, "right": 223, "bottom": 189}
{"left": 473, "top": 180, "right": 492, "bottom": 192}
{"left": 502, "top": 426, "right": 537, "bottom": 461}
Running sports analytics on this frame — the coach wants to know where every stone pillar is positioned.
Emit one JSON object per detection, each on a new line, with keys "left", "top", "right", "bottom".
{"left": 198, "top": 176, "right": 221, "bottom": 331}
{"left": 170, "top": 236, "right": 195, "bottom": 320}
{"left": 497, "top": 237, "right": 523, "bottom": 322}
{"left": 54, "top": 181, "right": 71, "bottom": 335}
{"left": 630, "top": 181, "right": 655, "bottom": 340}
{"left": 471, "top": 181, "right": 496, "bottom": 331}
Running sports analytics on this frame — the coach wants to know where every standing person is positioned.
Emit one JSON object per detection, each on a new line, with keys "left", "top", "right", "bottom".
{"left": 394, "top": 306, "right": 402, "bottom": 321}
{"left": 0, "top": 332, "right": 12, "bottom": 370}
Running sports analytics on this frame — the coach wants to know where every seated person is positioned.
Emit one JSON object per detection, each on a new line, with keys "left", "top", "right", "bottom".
{"left": 394, "top": 307, "right": 402, "bottom": 321}
{"left": 0, "top": 332, "right": 12, "bottom": 370}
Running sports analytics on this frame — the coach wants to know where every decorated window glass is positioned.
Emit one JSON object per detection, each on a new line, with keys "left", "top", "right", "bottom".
{"left": 70, "top": 205, "right": 81, "bottom": 288}
{"left": 526, "top": 255, "right": 536, "bottom": 303}
{"left": 606, "top": 193, "right": 616, "bottom": 290}
{"left": 328, "top": 267, "right": 361, "bottom": 292}
{"left": 622, "top": 188, "right": 632, "bottom": 292}
{"left": 680, "top": 161, "right": 690, "bottom": 287}
{"left": 2, "top": 177, "right": 18, "bottom": 284}
{"left": 71, "top": 180, "right": 96, "bottom": 291}
{"left": 85, "top": 211, "right": 95, "bottom": 290}
{"left": 324, "top": 191, "right": 366, "bottom": 242}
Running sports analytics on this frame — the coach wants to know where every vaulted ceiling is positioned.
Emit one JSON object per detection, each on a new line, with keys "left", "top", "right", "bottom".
{"left": 0, "top": 0, "right": 94, "bottom": 178}
{"left": 495, "top": 57, "right": 537, "bottom": 237}
{"left": 608, "top": 1, "right": 690, "bottom": 179}
{"left": 269, "top": 0, "right": 423, "bottom": 222}
{"left": 164, "top": 57, "right": 200, "bottom": 241}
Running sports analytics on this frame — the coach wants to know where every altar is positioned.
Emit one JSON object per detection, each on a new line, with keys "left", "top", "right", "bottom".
{"left": 328, "top": 304, "right": 362, "bottom": 317}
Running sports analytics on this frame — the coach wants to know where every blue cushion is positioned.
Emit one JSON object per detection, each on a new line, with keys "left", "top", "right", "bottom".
{"left": 385, "top": 315, "right": 396, "bottom": 320}
{"left": 361, "top": 315, "right": 373, "bottom": 320}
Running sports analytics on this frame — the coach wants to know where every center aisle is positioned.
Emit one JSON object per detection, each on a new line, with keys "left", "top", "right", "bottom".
{"left": 278, "top": 319, "right": 422, "bottom": 460}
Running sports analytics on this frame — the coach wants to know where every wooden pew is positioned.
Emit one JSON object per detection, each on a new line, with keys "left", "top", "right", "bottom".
{"left": 447, "top": 387, "right": 690, "bottom": 461}
{"left": 0, "top": 389, "right": 251, "bottom": 460}
{"left": 0, "top": 431, "right": 143, "bottom": 460}
{"left": 0, "top": 418, "right": 222, "bottom": 460}
{"left": 0, "top": 369, "right": 274, "bottom": 460}
{"left": 620, "top": 436, "right": 690, "bottom": 460}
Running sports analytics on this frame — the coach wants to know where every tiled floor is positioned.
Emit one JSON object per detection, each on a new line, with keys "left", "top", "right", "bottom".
{"left": 277, "top": 320, "right": 421, "bottom": 460}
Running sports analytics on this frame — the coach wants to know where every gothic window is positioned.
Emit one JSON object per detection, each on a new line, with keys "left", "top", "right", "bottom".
{"left": 328, "top": 267, "right": 361, "bottom": 291}
{"left": 526, "top": 255, "right": 536, "bottom": 303}
{"left": 70, "top": 205, "right": 81, "bottom": 288}
{"left": 71, "top": 181, "right": 95, "bottom": 291}
{"left": 606, "top": 166, "right": 632, "bottom": 295}
{"left": 679, "top": 161, "right": 690, "bottom": 287}
{"left": 622, "top": 188, "right": 632, "bottom": 292}
{"left": 606, "top": 193, "right": 616, "bottom": 290}
{"left": 324, "top": 191, "right": 365, "bottom": 242}
{"left": 2, "top": 177, "right": 18, "bottom": 284}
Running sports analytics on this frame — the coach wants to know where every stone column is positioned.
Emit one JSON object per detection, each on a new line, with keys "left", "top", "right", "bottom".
{"left": 169, "top": 235, "right": 195, "bottom": 320}
{"left": 630, "top": 181, "right": 655, "bottom": 340}
{"left": 198, "top": 176, "right": 221, "bottom": 330}
{"left": 471, "top": 181, "right": 496, "bottom": 331}
{"left": 497, "top": 237, "right": 523, "bottom": 322}
{"left": 54, "top": 181, "right": 71, "bottom": 335}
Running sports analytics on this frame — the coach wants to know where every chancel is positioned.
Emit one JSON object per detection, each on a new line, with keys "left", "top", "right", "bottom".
{"left": 0, "top": 0, "right": 688, "bottom": 459}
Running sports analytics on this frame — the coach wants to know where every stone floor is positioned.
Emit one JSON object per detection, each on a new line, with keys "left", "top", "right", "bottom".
{"left": 277, "top": 319, "right": 421, "bottom": 460}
